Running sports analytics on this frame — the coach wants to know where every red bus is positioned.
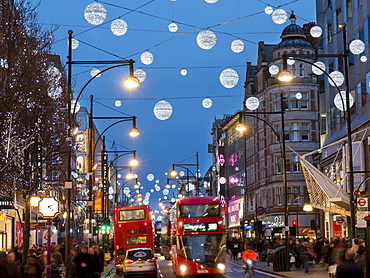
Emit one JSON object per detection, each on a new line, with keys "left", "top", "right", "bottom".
{"left": 113, "top": 205, "right": 154, "bottom": 272}
{"left": 160, "top": 211, "right": 171, "bottom": 260}
{"left": 170, "top": 196, "right": 226, "bottom": 277}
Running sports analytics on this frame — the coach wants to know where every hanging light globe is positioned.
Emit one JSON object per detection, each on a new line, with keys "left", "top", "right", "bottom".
{"left": 147, "top": 173, "right": 154, "bottom": 181}
{"left": 312, "top": 61, "right": 326, "bottom": 75}
{"left": 287, "top": 58, "right": 295, "bottom": 65}
{"left": 265, "top": 6, "right": 273, "bottom": 15}
{"left": 115, "top": 100, "right": 122, "bottom": 107}
{"left": 245, "top": 97, "right": 259, "bottom": 110}
{"left": 134, "top": 69, "right": 147, "bottom": 83}
{"left": 310, "top": 26, "right": 323, "bottom": 38}
{"left": 334, "top": 91, "right": 354, "bottom": 111}
{"left": 84, "top": 2, "right": 107, "bottom": 25}
{"left": 68, "top": 38, "right": 79, "bottom": 50}
{"left": 181, "top": 69, "right": 187, "bottom": 76}
{"left": 296, "top": 92, "right": 302, "bottom": 99}
{"left": 271, "top": 9, "right": 288, "bottom": 25}
{"left": 219, "top": 68, "right": 239, "bottom": 89}
{"left": 111, "top": 19, "right": 128, "bottom": 36}
{"left": 360, "top": 55, "right": 367, "bottom": 62}
{"left": 163, "top": 189, "right": 169, "bottom": 195}
{"left": 168, "top": 22, "right": 178, "bottom": 32}
{"left": 349, "top": 39, "right": 365, "bottom": 55}
{"left": 202, "top": 98, "right": 213, "bottom": 108}
{"left": 140, "top": 51, "right": 154, "bottom": 65}
{"left": 153, "top": 100, "right": 173, "bottom": 120}
{"left": 90, "top": 68, "right": 101, "bottom": 78}
{"left": 231, "top": 40, "right": 244, "bottom": 53}
{"left": 205, "top": 0, "right": 218, "bottom": 3}
{"left": 328, "top": 71, "right": 344, "bottom": 87}
{"left": 71, "top": 100, "right": 80, "bottom": 114}
{"left": 172, "top": 184, "right": 176, "bottom": 189}
{"left": 269, "top": 64, "right": 279, "bottom": 75}
{"left": 196, "top": 30, "right": 217, "bottom": 50}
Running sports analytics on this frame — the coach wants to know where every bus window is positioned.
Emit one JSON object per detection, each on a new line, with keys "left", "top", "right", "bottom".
{"left": 177, "top": 204, "right": 221, "bottom": 218}
{"left": 126, "top": 236, "right": 147, "bottom": 245}
{"left": 119, "top": 209, "right": 145, "bottom": 221}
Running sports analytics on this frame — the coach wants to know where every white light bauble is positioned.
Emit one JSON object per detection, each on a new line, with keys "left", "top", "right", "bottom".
{"left": 115, "top": 100, "right": 122, "bottom": 107}
{"left": 269, "top": 64, "right": 279, "bottom": 75}
{"left": 124, "top": 187, "right": 130, "bottom": 195}
{"left": 147, "top": 173, "right": 154, "bottom": 181}
{"left": 150, "top": 189, "right": 154, "bottom": 193}
{"left": 71, "top": 100, "right": 80, "bottom": 114}
{"left": 156, "top": 179, "right": 160, "bottom": 183}
{"left": 219, "top": 68, "right": 239, "bottom": 89}
{"left": 349, "top": 39, "right": 365, "bottom": 55}
{"left": 181, "top": 69, "right": 187, "bottom": 76}
{"left": 163, "top": 189, "right": 169, "bottom": 195}
{"left": 140, "top": 51, "right": 154, "bottom": 65}
{"left": 287, "top": 58, "right": 295, "bottom": 65}
{"left": 84, "top": 2, "right": 107, "bottom": 25}
{"left": 196, "top": 30, "right": 217, "bottom": 50}
{"left": 111, "top": 19, "right": 128, "bottom": 36}
{"left": 328, "top": 71, "right": 345, "bottom": 87}
{"left": 68, "top": 38, "right": 79, "bottom": 50}
{"left": 310, "top": 26, "right": 323, "bottom": 38}
{"left": 134, "top": 69, "right": 147, "bottom": 83}
{"left": 265, "top": 6, "right": 273, "bottom": 15}
{"left": 172, "top": 184, "right": 176, "bottom": 189}
{"left": 296, "top": 92, "right": 302, "bottom": 99}
{"left": 231, "top": 40, "right": 244, "bottom": 53}
{"left": 143, "top": 200, "right": 149, "bottom": 205}
{"left": 312, "top": 61, "right": 326, "bottom": 75}
{"left": 202, "top": 98, "right": 213, "bottom": 108}
{"left": 153, "top": 100, "right": 173, "bottom": 120}
{"left": 271, "top": 9, "right": 287, "bottom": 25}
{"left": 93, "top": 185, "right": 98, "bottom": 191}
{"left": 168, "top": 22, "right": 178, "bottom": 32}
{"left": 179, "top": 171, "right": 185, "bottom": 177}
{"left": 245, "top": 97, "right": 259, "bottom": 110}
{"left": 205, "top": 0, "right": 218, "bottom": 3}
{"left": 171, "top": 197, "right": 176, "bottom": 202}
{"left": 334, "top": 91, "right": 354, "bottom": 111}
{"left": 360, "top": 55, "right": 367, "bottom": 62}
{"left": 90, "top": 68, "right": 101, "bottom": 78}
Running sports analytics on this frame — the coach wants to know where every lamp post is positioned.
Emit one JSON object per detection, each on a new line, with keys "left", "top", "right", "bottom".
{"left": 67, "top": 30, "right": 140, "bottom": 255}
{"left": 237, "top": 102, "right": 289, "bottom": 270}
{"left": 170, "top": 152, "right": 200, "bottom": 196}
{"left": 277, "top": 34, "right": 355, "bottom": 242}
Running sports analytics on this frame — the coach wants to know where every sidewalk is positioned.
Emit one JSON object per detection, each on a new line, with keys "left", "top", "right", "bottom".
{"left": 229, "top": 257, "right": 329, "bottom": 278}
{"left": 101, "top": 260, "right": 116, "bottom": 277}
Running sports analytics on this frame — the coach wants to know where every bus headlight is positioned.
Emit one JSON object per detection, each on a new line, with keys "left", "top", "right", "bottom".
{"left": 217, "top": 263, "right": 225, "bottom": 270}
{"left": 180, "top": 265, "right": 187, "bottom": 272}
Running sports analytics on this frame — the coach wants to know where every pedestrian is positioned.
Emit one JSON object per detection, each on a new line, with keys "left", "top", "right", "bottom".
{"left": 52, "top": 246, "right": 63, "bottom": 267}
{"left": 336, "top": 250, "right": 364, "bottom": 278}
{"left": 89, "top": 247, "right": 103, "bottom": 278}
{"left": 0, "top": 252, "right": 10, "bottom": 278}
{"left": 231, "top": 237, "right": 240, "bottom": 262}
{"left": 74, "top": 246, "right": 90, "bottom": 278}
{"left": 6, "top": 251, "right": 22, "bottom": 278}
{"left": 300, "top": 241, "right": 317, "bottom": 273}
{"left": 22, "top": 254, "right": 43, "bottom": 278}
{"left": 65, "top": 247, "right": 78, "bottom": 278}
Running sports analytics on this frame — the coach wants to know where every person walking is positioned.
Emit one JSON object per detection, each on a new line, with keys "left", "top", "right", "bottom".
{"left": 65, "top": 247, "right": 79, "bottom": 278}
{"left": 89, "top": 247, "right": 103, "bottom": 278}
{"left": 6, "top": 251, "right": 22, "bottom": 278}
{"left": 336, "top": 250, "right": 364, "bottom": 278}
{"left": 74, "top": 246, "right": 90, "bottom": 278}
{"left": 231, "top": 237, "right": 241, "bottom": 262}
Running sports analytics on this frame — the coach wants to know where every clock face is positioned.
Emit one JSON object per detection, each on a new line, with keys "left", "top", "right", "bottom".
{"left": 38, "top": 197, "right": 59, "bottom": 218}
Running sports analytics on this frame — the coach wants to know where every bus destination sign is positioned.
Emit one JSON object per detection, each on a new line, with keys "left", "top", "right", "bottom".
{"left": 183, "top": 222, "right": 218, "bottom": 233}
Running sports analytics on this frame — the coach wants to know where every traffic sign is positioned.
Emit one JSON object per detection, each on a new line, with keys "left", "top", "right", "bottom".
{"left": 364, "top": 216, "right": 370, "bottom": 221}
{"left": 255, "top": 206, "right": 267, "bottom": 216}
{"left": 30, "top": 222, "right": 47, "bottom": 230}
{"left": 357, "top": 198, "right": 368, "bottom": 209}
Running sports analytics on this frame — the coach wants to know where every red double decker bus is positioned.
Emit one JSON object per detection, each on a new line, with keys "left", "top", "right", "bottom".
{"left": 113, "top": 205, "right": 154, "bottom": 271}
{"left": 170, "top": 196, "right": 226, "bottom": 277}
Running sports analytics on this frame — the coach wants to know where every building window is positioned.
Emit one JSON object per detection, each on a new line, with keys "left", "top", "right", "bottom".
{"left": 291, "top": 123, "right": 299, "bottom": 141}
{"left": 327, "top": 22, "right": 333, "bottom": 42}
{"left": 336, "top": 8, "right": 342, "bottom": 27}
{"left": 291, "top": 64, "right": 296, "bottom": 77}
{"left": 301, "top": 123, "right": 309, "bottom": 141}
{"left": 346, "top": 0, "right": 353, "bottom": 19}
{"left": 321, "top": 115, "right": 327, "bottom": 135}
{"left": 291, "top": 155, "right": 301, "bottom": 172}
{"left": 276, "top": 156, "right": 282, "bottom": 174}
{"left": 284, "top": 123, "right": 290, "bottom": 141}
{"left": 290, "top": 186, "right": 302, "bottom": 204}
{"left": 299, "top": 64, "right": 304, "bottom": 77}
{"left": 276, "top": 187, "right": 283, "bottom": 205}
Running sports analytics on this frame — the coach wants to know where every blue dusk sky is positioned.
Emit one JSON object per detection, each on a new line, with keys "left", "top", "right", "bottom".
{"left": 32, "top": 0, "right": 316, "bottom": 214}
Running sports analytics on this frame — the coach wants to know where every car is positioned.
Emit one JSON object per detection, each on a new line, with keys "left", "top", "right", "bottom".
{"left": 122, "top": 248, "right": 158, "bottom": 278}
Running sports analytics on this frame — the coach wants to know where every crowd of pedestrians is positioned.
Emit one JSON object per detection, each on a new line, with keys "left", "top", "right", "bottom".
{"left": 0, "top": 243, "right": 105, "bottom": 278}
{"left": 227, "top": 236, "right": 366, "bottom": 277}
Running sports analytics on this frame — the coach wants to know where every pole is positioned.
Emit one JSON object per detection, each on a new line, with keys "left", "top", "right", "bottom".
{"left": 88, "top": 95, "right": 94, "bottom": 248}
{"left": 196, "top": 152, "right": 200, "bottom": 195}
{"left": 365, "top": 219, "right": 370, "bottom": 278}
{"left": 65, "top": 29, "right": 73, "bottom": 261}
{"left": 46, "top": 219, "right": 52, "bottom": 278}
{"left": 342, "top": 24, "right": 356, "bottom": 243}
{"left": 280, "top": 91, "right": 290, "bottom": 270}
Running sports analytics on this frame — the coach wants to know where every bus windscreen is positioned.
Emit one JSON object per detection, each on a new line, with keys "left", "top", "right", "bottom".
{"left": 119, "top": 209, "right": 145, "bottom": 221}
{"left": 177, "top": 204, "right": 221, "bottom": 218}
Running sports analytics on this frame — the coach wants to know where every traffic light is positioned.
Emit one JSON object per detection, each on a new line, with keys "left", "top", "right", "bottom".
{"left": 99, "top": 218, "right": 111, "bottom": 234}
{"left": 60, "top": 222, "right": 65, "bottom": 232}
{"left": 291, "top": 220, "right": 298, "bottom": 236}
